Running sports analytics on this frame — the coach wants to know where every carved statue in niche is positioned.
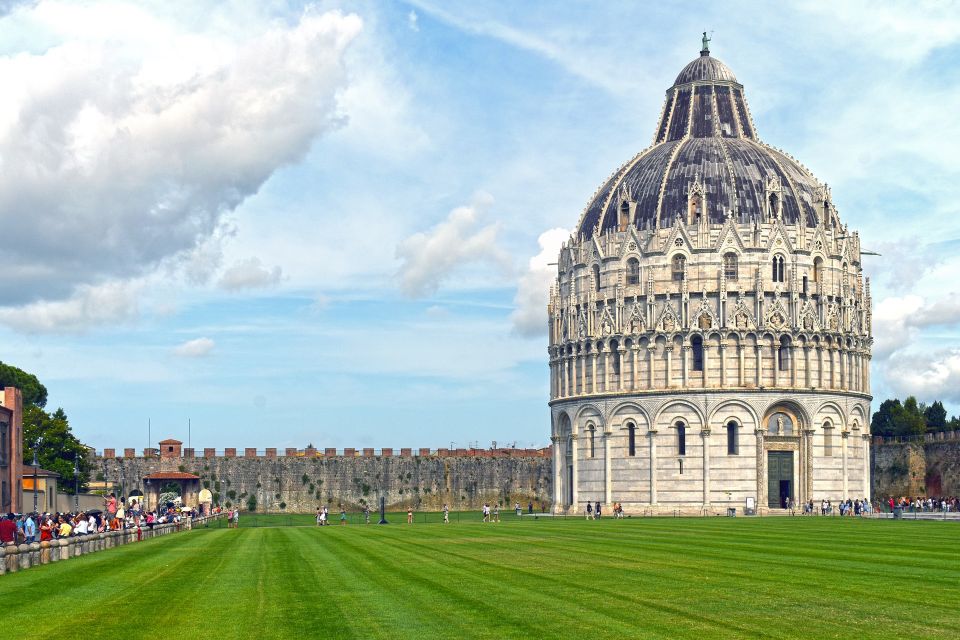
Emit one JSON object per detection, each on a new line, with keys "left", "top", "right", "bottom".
{"left": 662, "top": 315, "right": 675, "bottom": 332}
{"left": 735, "top": 312, "right": 749, "bottom": 330}
{"left": 698, "top": 313, "right": 712, "bottom": 330}
{"left": 769, "top": 312, "right": 785, "bottom": 329}
{"left": 577, "top": 311, "right": 587, "bottom": 339}
{"left": 601, "top": 317, "right": 613, "bottom": 335}
{"left": 629, "top": 306, "right": 644, "bottom": 334}
{"left": 776, "top": 416, "right": 784, "bottom": 435}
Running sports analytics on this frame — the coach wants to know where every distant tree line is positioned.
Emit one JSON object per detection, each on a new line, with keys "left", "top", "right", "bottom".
{"left": 0, "top": 360, "right": 91, "bottom": 492}
{"left": 871, "top": 397, "right": 958, "bottom": 437}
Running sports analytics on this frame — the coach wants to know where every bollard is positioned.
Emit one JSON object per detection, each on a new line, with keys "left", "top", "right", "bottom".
{"left": 18, "top": 543, "right": 32, "bottom": 570}
{"left": 0, "top": 547, "right": 7, "bottom": 575}
{"left": 59, "top": 538, "right": 71, "bottom": 561}
{"left": 4, "top": 545, "right": 18, "bottom": 573}
{"left": 29, "top": 542, "right": 41, "bottom": 567}
{"left": 40, "top": 540, "right": 51, "bottom": 565}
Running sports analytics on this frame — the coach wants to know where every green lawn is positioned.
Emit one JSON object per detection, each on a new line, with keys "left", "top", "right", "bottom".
{"left": 2, "top": 516, "right": 957, "bottom": 638}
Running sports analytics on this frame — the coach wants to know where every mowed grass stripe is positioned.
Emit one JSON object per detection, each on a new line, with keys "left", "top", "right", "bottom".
{"left": 1, "top": 518, "right": 957, "bottom": 639}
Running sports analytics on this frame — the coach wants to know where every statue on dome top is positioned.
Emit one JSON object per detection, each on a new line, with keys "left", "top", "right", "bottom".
{"left": 701, "top": 31, "right": 711, "bottom": 54}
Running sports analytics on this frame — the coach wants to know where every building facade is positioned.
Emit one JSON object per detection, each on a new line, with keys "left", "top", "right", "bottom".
{"left": 548, "top": 43, "right": 872, "bottom": 514}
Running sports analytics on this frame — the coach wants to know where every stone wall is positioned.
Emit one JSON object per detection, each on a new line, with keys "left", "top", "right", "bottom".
{"left": 94, "top": 452, "right": 553, "bottom": 513}
{"left": 871, "top": 436, "right": 960, "bottom": 498}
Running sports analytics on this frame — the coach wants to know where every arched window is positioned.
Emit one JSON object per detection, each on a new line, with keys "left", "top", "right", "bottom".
{"left": 588, "top": 425, "right": 596, "bottom": 458}
{"left": 769, "top": 193, "right": 779, "bottom": 218}
{"left": 778, "top": 336, "right": 791, "bottom": 371}
{"left": 772, "top": 255, "right": 785, "bottom": 283}
{"left": 672, "top": 255, "right": 686, "bottom": 282}
{"left": 691, "top": 335, "right": 704, "bottom": 372}
{"left": 823, "top": 420, "right": 833, "bottom": 456}
{"left": 688, "top": 193, "right": 702, "bottom": 225}
{"left": 626, "top": 257, "right": 640, "bottom": 285}
{"left": 610, "top": 340, "right": 621, "bottom": 376}
{"left": 593, "top": 264, "right": 601, "bottom": 292}
{"left": 619, "top": 201, "right": 630, "bottom": 232}
{"left": 726, "top": 421, "right": 739, "bottom": 455}
{"left": 812, "top": 257, "right": 823, "bottom": 284}
{"left": 676, "top": 421, "right": 686, "bottom": 456}
{"left": 723, "top": 253, "right": 738, "bottom": 280}
{"left": 627, "top": 423, "right": 636, "bottom": 457}
{"left": 802, "top": 275, "right": 808, "bottom": 295}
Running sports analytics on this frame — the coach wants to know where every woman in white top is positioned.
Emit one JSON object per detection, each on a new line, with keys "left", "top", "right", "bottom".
{"left": 74, "top": 517, "right": 89, "bottom": 535}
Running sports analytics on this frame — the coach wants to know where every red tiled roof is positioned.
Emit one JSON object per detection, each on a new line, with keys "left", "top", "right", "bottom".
{"left": 20, "top": 465, "right": 60, "bottom": 477}
{"left": 158, "top": 439, "right": 183, "bottom": 444}
{"left": 144, "top": 472, "right": 199, "bottom": 480}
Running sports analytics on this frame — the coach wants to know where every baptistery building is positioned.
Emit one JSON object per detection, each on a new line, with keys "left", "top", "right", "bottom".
{"left": 548, "top": 42, "right": 872, "bottom": 514}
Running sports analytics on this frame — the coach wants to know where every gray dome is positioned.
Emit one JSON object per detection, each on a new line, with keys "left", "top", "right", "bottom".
{"left": 674, "top": 52, "right": 738, "bottom": 85}
{"left": 576, "top": 51, "right": 822, "bottom": 237}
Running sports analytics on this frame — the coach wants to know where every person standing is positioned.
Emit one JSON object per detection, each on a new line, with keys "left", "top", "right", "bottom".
{"left": 24, "top": 514, "right": 37, "bottom": 543}
{"left": 339, "top": 507, "right": 347, "bottom": 525}
{"left": 482, "top": 503, "right": 489, "bottom": 523}
{"left": 316, "top": 507, "right": 322, "bottom": 527}
{"left": 515, "top": 502, "right": 521, "bottom": 517}
{"left": 363, "top": 505, "right": 371, "bottom": 524}
{"left": 595, "top": 501, "right": 602, "bottom": 520}
{"left": 442, "top": 504, "right": 449, "bottom": 524}
{"left": 585, "top": 502, "right": 592, "bottom": 520}
{"left": 407, "top": 508, "right": 413, "bottom": 525}
{"left": 493, "top": 504, "right": 500, "bottom": 523}
{"left": 528, "top": 501, "right": 533, "bottom": 514}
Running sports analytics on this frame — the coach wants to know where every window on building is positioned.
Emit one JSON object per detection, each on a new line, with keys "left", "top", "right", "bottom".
{"left": 677, "top": 422, "right": 686, "bottom": 456}
{"left": 727, "top": 421, "right": 739, "bottom": 455}
{"left": 588, "top": 425, "right": 596, "bottom": 458}
{"left": 679, "top": 459, "right": 684, "bottom": 475}
{"left": 688, "top": 193, "right": 703, "bottom": 225}
{"left": 772, "top": 255, "right": 785, "bottom": 282}
{"left": 626, "top": 257, "right": 640, "bottom": 285}
{"left": 812, "top": 258, "right": 823, "bottom": 284}
{"left": 723, "top": 253, "right": 738, "bottom": 280}
{"left": 610, "top": 341, "right": 621, "bottom": 376}
{"left": 802, "top": 275, "right": 808, "bottom": 295}
{"left": 778, "top": 337, "right": 791, "bottom": 371}
{"left": 691, "top": 335, "right": 704, "bottom": 372}
{"left": 823, "top": 422, "right": 833, "bottom": 456}
{"left": 619, "top": 201, "right": 631, "bottom": 232}
{"left": 627, "top": 423, "right": 636, "bottom": 457}
{"left": 593, "top": 264, "right": 601, "bottom": 292}
{"left": 672, "top": 255, "right": 686, "bottom": 282}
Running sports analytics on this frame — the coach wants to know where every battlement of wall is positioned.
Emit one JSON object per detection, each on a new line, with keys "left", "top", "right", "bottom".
{"left": 97, "top": 446, "right": 550, "bottom": 460}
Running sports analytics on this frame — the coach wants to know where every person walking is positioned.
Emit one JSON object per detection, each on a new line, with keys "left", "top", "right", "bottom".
{"left": 493, "top": 504, "right": 500, "bottom": 523}
{"left": 586, "top": 502, "right": 593, "bottom": 520}
{"left": 339, "top": 507, "right": 347, "bottom": 525}
{"left": 515, "top": 502, "right": 521, "bottom": 517}
{"left": 443, "top": 504, "right": 449, "bottom": 524}
{"left": 595, "top": 501, "right": 602, "bottom": 520}
{"left": 316, "top": 507, "right": 322, "bottom": 527}
{"left": 363, "top": 505, "right": 371, "bottom": 524}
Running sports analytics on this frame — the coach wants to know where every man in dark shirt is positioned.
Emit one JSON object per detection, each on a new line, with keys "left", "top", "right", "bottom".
{"left": 0, "top": 514, "right": 17, "bottom": 545}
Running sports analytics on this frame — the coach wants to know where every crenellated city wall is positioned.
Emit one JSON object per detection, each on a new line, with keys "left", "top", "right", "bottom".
{"left": 93, "top": 446, "right": 552, "bottom": 513}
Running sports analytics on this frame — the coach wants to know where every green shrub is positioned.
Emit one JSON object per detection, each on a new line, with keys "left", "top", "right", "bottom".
{"left": 214, "top": 481, "right": 221, "bottom": 492}
{"left": 203, "top": 480, "right": 210, "bottom": 489}
{"left": 246, "top": 495, "right": 257, "bottom": 512}
{"left": 279, "top": 502, "right": 286, "bottom": 509}
{"left": 302, "top": 474, "right": 309, "bottom": 485}
{"left": 361, "top": 484, "right": 371, "bottom": 496}
{"left": 226, "top": 490, "right": 237, "bottom": 500}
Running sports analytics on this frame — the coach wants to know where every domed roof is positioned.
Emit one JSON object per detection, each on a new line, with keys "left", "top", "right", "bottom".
{"left": 576, "top": 47, "right": 824, "bottom": 237}
{"left": 674, "top": 52, "right": 738, "bottom": 85}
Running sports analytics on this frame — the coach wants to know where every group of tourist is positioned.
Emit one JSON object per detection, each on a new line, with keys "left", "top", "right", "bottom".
{"left": 585, "top": 501, "right": 603, "bottom": 519}
{"left": 481, "top": 503, "right": 501, "bottom": 522}
{"left": 887, "top": 496, "right": 958, "bottom": 513}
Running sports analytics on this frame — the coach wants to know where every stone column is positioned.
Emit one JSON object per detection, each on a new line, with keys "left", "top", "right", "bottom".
{"left": 702, "top": 341, "right": 710, "bottom": 388}
{"left": 602, "top": 346, "right": 611, "bottom": 392}
{"left": 805, "top": 429, "right": 815, "bottom": 502}
{"left": 618, "top": 348, "right": 626, "bottom": 391}
{"left": 631, "top": 346, "right": 639, "bottom": 390}
{"left": 648, "top": 430, "right": 658, "bottom": 504}
{"left": 648, "top": 345, "right": 656, "bottom": 389}
{"left": 772, "top": 340, "right": 781, "bottom": 387}
{"left": 804, "top": 345, "right": 811, "bottom": 387}
{"left": 665, "top": 346, "right": 673, "bottom": 388}
{"left": 591, "top": 351, "right": 598, "bottom": 394}
{"left": 580, "top": 345, "right": 588, "bottom": 394}
{"left": 681, "top": 344, "right": 689, "bottom": 388}
{"left": 738, "top": 344, "right": 745, "bottom": 386}
{"left": 701, "top": 429, "right": 711, "bottom": 507}
{"left": 754, "top": 345, "right": 762, "bottom": 387}
{"left": 559, "top": 356, "right": 567, "bottom": 398}
{"left": 862, "top": 434, "right": 871, "bottom": 500}
{"left": 841, "top": 430, "right": 849, "bottom": 499}
{"left": 839, "top": 347, "right": 846, "bottom": 390}
{"left": 571, "top": 432, "right": 579, "bottom": 508}
{"left": 790, "top": 344, "right": 798, "bottom": 387}
{"left": 718, "top": 342, "right": 726, "bottom": 387}
{"left": 755, "top": 429, "right": 765, "bottom": 509}
{"left": 552, "top": 436, "right": 563, "bottom": 512}
{"left": 604, "top": 429, "right": 613, "bottom": 507}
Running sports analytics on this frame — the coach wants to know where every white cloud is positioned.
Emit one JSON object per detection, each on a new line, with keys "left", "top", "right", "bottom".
{"left": 396, "top": 192, "right": 511, "bottom": 297}
{"left": 0, "top": 3, "right": 362, "bottom": 329}
{"left": 218, "top": 257, "right": 283, "bottom": 291}
{"left": 0, "top": 279, "right": 141, "bottom": 333}
{"left": 884, "top": 349, "right": 960, "bottom": 404}
{"left": 173, "top": 337, "right": 215, "bottom": 358}
{"left": 407, "top": 10, "right": 419, "bottom": 32}
{"left": 510, "top": 227, "right": 569, "bottom": 337}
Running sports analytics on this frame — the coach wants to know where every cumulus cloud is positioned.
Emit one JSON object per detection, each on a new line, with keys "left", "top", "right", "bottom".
{"left": 0, "top": 3, "right": 361, "bottom": 329}
{"left": 407, "top": 10, "right": 419, "bottom": 32}
{"left": 218, "top": 257, "right": 283, "bottom": 291}
{"left": 173, "top": 337, "right": 215, "bottom": 358}
{"left": 884, "top": 349, "right": 960, "bottom": 404}
{"left": 0, "top": 279, "right": 141, "bottom": 333}
{"left": 510, "top": 227, "right": 569, "bottom": 337}
{"left": 396, "top": 193, "right": 511, "bottom": 297}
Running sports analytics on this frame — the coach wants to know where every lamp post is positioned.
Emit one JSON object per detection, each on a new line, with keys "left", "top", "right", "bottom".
{"left": 32, "top": 438, "right": 41, "bottom": 514}
{"left": 73, "top": 453, "right": 79, "bottom": 511}
{"left": 145, "top": 478, "right": 151, "bottom": 512}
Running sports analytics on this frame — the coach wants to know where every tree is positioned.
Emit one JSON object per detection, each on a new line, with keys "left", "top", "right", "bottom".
{"left": 871, "top": 399, "right": 902, "bottom": 436}
{"left": 900, "top": 397, "right": 927, "bottom": 436}
{"left": 22, "top": 404, "right": 91, "bottom": 493}
{"left": 924, "top": 401, "right": 947, "bottom": 431}
{"left": 0, "top": 361, "right": 47, "bottom": 408}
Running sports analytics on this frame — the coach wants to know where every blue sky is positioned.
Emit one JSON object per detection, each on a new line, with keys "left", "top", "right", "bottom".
{"left": 0, "top": 1, "right": 958, "bottom": 451}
